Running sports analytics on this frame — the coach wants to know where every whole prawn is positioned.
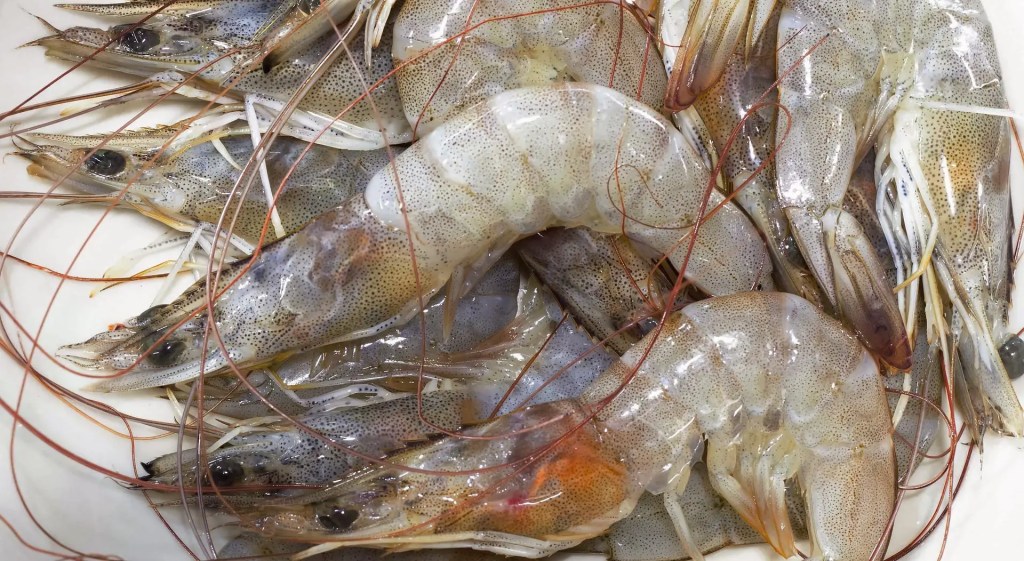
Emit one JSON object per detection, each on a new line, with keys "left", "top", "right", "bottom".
{"left": 16, "top": 118, "right": 396, "bottom": 245}
{"left": 61, "top": 84, "right": 772, "bottom": 391}
{"left": 230, "top": 292, "right": 895, "bottom": 561}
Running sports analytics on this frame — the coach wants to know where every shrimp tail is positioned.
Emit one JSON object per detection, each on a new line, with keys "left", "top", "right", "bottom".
{"left": 826, "top": 208, "right": 913, "bottom": 370}
{"left": 664, "top": 0, "right": 777, "bottom": 111}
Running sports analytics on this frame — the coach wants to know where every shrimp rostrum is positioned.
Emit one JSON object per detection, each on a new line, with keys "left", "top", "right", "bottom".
{"left": 60, "top": 84, "right": 772, "bottom": 391}
{"left": 233, "top": 292, "right": 895, "bottom": 561}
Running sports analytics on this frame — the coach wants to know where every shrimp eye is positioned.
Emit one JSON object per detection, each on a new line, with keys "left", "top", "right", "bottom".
{"left": 298, "top": 0, "right": 321, "bottom": 14}
{"left": 207, "top": 458, "right": 245, "bottom": 487}
{"left": 85, "top": 150, "right": 126, "bottom": 177}
{"left": 317, "top": 506, "right": 359, "bottom": 532}
{"left": 118, "top": 26, "right": 161, "bottom": 53}
{"left": 998, "top": 335, "right": 1024, "bottom": 379}
{"left": 142, "top": 335, "right": 186, "bottom": 368}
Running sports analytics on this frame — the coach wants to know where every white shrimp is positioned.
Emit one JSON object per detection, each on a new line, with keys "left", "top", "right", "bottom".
{"left": 234, "top": 291, "right": 895, "bottom": 561}
{"left": 664, "top": 0, "right": 914, "bottom": 370}
{"left": 872, "top": 0, "right": 1023, "bottom": 439}
{"left": 61, "top": 84, "right": 772, "bottom": 392}
{"left": 392, "top": 0, "right": 666, "bottom": 136}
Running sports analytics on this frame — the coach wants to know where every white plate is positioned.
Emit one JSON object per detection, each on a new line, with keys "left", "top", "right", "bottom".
{"left": 0, "top": 1, "right": 1022, "bottom": 560}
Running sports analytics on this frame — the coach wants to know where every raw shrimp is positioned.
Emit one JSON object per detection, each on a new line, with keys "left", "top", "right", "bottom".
{"left": 57, "top": 0, "right": 377, "bottom": 68}
{"left": 391, "top": 0, "right": 665, "bottom": 136}
{"left": 516, "top": 228, "right": 677, "bottom": 355}
{"left": 219, "top": 472, "right": 788, "bottom": 561}
{"left": 17, "top": 117, "right": 395, "bottom": 244}
{"left": 661, "top": 3, "right": 825, "bottom": 306}
{"left": 29, "top": 15, "right": 411, "bottom": 149}
{"left": 232, "top": 292, "right": 894, "bottom": 561}
{"left": 175, "top": 254, "right": 552, "bottom": 417}
{"left": 666, "top": 0, "right": 913, "bottom": 370}
{"left": 872, "top": 0, "right": 1024, "bottom": 439}
{"left": 140, "top": 390, "right": 469, "bottom": 494}
{"left": 61, "top": 84, "right": 771, "bottom": 392}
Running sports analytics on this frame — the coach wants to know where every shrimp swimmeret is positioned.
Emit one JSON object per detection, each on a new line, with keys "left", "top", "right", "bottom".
{"left": 60, "top": 84, "right": 773, "bottom": 392}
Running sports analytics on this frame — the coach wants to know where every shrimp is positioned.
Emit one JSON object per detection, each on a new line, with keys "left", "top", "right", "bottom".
{"left": 872, "top": 0, "right": 1024, "bottom": 439}
{"left": 16, "top": 117, "right": 396, "bottom": 244}
{"left": 176, "top": 254, "right": 555, "bottom": 417}
{"left": 57, "top": 0, "right": 377, "bottom": 68}
{"left": 665, "top": 0, "right": 914, "bottom": 370}
{"left": 661, "top": 2, "right": 826, "bottom": 306}
{"left": 28, "top": 14, "right": 411, "bottom": 149}
{"left": 230, "top": 292, "right": 894, "bottom": 561}
{"left": 219, "top": 474, "right": 786, "bottom": 561}
{"left": 391, "top": 0, "right": 666, "bottom": 136}
{"left": 140, "top": 390, "right": 470, "bottom": 495}
{"left": 516, "top": 228, "right": 678, "bottom": 355}
{"left": 60, "top": 84, "right": 772, "bottom": 392}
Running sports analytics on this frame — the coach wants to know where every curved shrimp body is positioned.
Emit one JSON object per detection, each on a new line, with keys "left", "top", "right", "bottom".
{"left": 62, "top": 84, "right": 771, "bottom": 391}
{"left": 233, "top": 292, "right": 893, "bottom": 561}
{"left": 662, "top": 3, "right": 825, "bottom": 305}
{"left": 758, "top": 1, "right": 913, "bottom": 370}
{"left": 18, "top": 121, "right": 394, "bottom": 244}
{"left": 31, "top": 16, "right": 411, "bottom": 149}
{"left": 873, "top": 0, "right": 1022, "bottom": 437}
{"left": 391, "top": 0, "right": 666, "bottom": 136}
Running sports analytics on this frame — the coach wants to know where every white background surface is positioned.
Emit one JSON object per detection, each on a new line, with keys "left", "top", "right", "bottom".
{"left": 0, "top": 1, "right": 1022, "bottom": 560}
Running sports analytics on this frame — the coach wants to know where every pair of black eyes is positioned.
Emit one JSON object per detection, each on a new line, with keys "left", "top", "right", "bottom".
{"left": 84, "top": 150, "right": 127, "bottom": 177}
{"left": 318, "top": 506, "right": 359, "bottom": 532}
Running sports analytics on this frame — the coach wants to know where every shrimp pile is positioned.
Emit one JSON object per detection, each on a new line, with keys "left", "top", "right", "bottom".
{"left": 0, "top": 1, "right": 1022, "bottom": 560}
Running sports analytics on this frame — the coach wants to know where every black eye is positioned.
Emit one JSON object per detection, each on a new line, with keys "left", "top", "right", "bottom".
{"left": 297, "top": 0, "right": 321, "bottom": 15}
{"left": 141, "top": 334, "right": 186, "bottom": 368}
{"left": 207, "top": 458, "right": 245, "bottom": 487}
{"left": 999, "top": 335, "right": 1024, "bottom": 380}
{"left": 317, "top": 506, "right": 359, "bottom": 532}
{"left": 84, "top": 149, "right": 126, "bottom": 177}
{"left": 118, "top": 26, "right": 161, "bottom": 53}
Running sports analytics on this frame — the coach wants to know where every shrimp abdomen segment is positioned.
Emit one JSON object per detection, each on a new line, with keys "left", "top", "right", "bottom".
{"left": 585, "top": 292, "right": 895, "bottom": 561}
{"left": 366, "top": 84, "right": 772, "bottom": 296}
